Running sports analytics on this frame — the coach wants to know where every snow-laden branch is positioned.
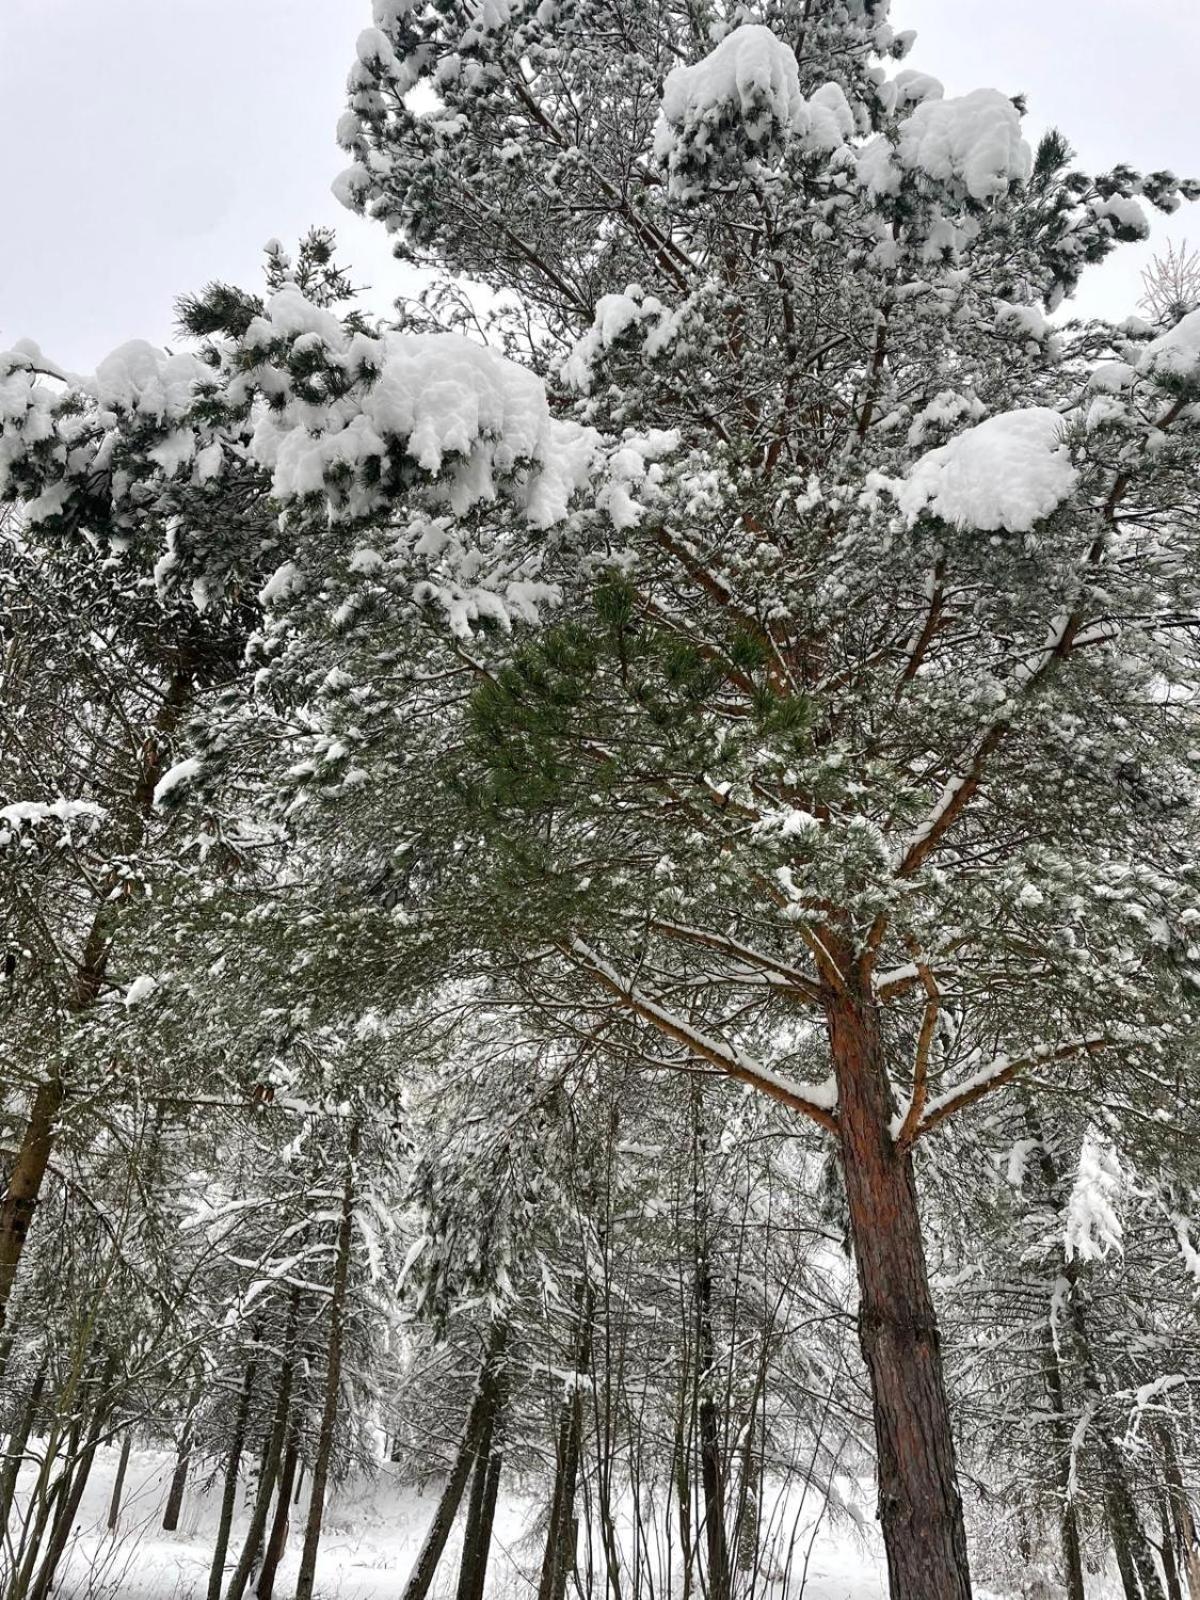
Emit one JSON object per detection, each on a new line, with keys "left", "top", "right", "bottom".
{"left": 647, "top": 919, "right": 822, "bottom": 1006}
{"left": 911, "top": 1035, "right": 1108, "bottom": 1139}
{"left": 564, "top": 938, "right": 838, "bottom": 1132}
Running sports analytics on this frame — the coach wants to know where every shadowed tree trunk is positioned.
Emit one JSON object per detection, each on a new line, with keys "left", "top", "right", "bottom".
{"left": 0, "top": 1353, "right": 47, "bottom": 1534}
{"left": 255, "top": 1433, "right": 299, "bottom": 1600}
{"left": 823, "top": 946, "right": 972, "bottom": 1600}
{"left": 400, "top": 1318, "right": 511, "bottom": 1600}
{"left": 163, "top": 1376, "right": 205, "bottom": 1531}
{"left": 207, "top": 1338, "right": 260, "bottom": 1600}
{"left": 0, "top": 1080, "right": 65, "bottom": 1340}
{"left": 26, "top": 1353, "right": 119, "bottom": 1600}
{"left": 294, "top": 1121, "right": 360, "bottom": 1600}
{"left": 1161, "top": 1425, "right": 1200, "bottom": 1599}
{"left": 106, "top": 1431, "right": 133, "bottom": 1530}
{"left": 455, "top": 1348, "right": 510, "bottom": 1600}
{"left": 538, "top": 1290, "right": 592, "bottom": 1600}
{"left": 225, "top": 1302, "right": 298, "bottom": 1600}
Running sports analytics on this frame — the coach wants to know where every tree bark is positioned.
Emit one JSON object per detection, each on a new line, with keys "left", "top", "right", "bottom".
{"left": 26, "top": 1354, "right": 118, "bottom": 1600}
{"left": 1042, "top": 1327, "right": 1086, "bottom": 1600}
{"left": 1161, "top": 1425, "right": 1200, "bottom": 1600}
{"left": 206, "top": 1342, "right": 259, "bottom": 1600}
{"left": 401, "top": 1318, "right": 510, "bottom": 1600}
{"left": 455, "top": 1338, "right": 510, "bottom": 1600}
{"left": 538, "top": 1292, "right": 592, "bottom": 1600}
{"left": 0, "top": 1079, "right": 65, "bottom": 1340}
{"left": 823, "top": 954, "right": 973, "bottom": 1600}
{"left": 0, "top": 1354, "right": 47, "bottom": 1535}
{"left": 225, "top": 1316, "right": 297, "bottom": 1600}
{"left": 255, "top": 1434, "right": 299, "bottom": 1600}
{"left": 294, "top": 1121, "right": 361, "bottom": 1600}
{"left": 106, "top": 1431, "right": 133, "bottom": 1530}
{"left": 162, "top": 1376, "right": 205, "bottom": 1531}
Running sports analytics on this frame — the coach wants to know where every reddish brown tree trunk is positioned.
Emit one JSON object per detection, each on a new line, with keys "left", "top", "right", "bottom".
{"left": 0, "top": 1079, "right": 65, "bottom": 1338}
{"left": 823, "top": 955, "right": 972, "bottom": 1600}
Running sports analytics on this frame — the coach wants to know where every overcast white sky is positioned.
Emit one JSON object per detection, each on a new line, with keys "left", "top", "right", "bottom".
{"left": 2, "top": 0, "right": 1198, "bottom": 369}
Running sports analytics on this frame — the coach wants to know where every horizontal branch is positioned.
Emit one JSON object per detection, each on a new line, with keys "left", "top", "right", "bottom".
{"left": 564, "top": 938, "right": 838, "bottom": 1133}
{"left": 913, "top": 1035, "right": 1108, "bottom": 1139}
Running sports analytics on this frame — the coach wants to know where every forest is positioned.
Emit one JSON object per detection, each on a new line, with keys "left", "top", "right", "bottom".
{"left": 3, "top": 1, "right": 1200, "bottom": 1597}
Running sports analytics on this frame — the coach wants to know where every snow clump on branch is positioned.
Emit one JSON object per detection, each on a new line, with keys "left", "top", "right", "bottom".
{"left": 655, "top": 25, "right": 855, "bottom": 194}
{"left": 898, "top": 407, "right": 1078, "bottom": 533}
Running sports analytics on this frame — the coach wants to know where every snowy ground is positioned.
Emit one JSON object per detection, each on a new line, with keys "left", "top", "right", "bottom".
{"left": 4, "top": 1444, "right": 1116, "bottom": 1599}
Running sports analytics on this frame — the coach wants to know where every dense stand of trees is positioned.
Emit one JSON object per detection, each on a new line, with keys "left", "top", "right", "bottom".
{"left": 4, "top": 1, "right": 1200, "bottom": 1597}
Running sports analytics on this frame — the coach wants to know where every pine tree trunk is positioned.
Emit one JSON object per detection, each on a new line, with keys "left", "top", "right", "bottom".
{"left": 401, "top": 1319, "right": 511, "bottom": 1600}
{"left": 162, "top": 1377, "right": 204, "bottom": 1531}
{"left": 225, "top": 1327, "right": 296, "bottom": 1600}
{"left": 206, "top": 1343, "right": 259, "bottom": 1600}
{"left": 1104, "top": 1461, "right": 1166, "bottom": 1600}
{"left": 1042, "top": 1323, "right": 1086, "bottom": 1600}
{"left": 0, "top": 1354, "right": 47, "bottom": 1534}
{"left": 823, "top": 955, "right": 972, "bottom": 1600}
{"left": 1162, "top": 1495, "right": 1185, "bottom": 1600}
{"left": 696, "top": 1254, "right": 730, "bottom": 1600}
{"left": 0, "top": 1079, "right": 64, "bottom": 1339}
{"left": 107, "top": 1431, "right": 132, "bottom": 1530}
{"left": 26, "top": 1354, "right": 118, "bottom": 1600}
{"left": 1161, "top": 1426, "right": 1200, "bottom": 1600}
{"left": 538, "top": 1292, "right": 592, "bottom": 1600}
{"left": 455, "top": 1338, "right": 510, "bottom": 1600}
{"left": 255, "top": 1434, "right": 298, "bottom": 1600}
{"left": 294, "top": 1121, "right": 360, "bottom": 1600}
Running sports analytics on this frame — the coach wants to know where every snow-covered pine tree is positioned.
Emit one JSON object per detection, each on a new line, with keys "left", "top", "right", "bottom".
{"left": 5, "top": 3, "right": 1200, "bottom": 1595}
{"left": 317, "top": 3, "right": 1200, "bottom": 1595}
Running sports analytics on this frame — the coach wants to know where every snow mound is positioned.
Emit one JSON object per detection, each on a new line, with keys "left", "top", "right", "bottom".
{"left": 658, "top": 25, "right": 805, "bottom": 152}
{"left": 246, "top": 293, "right": 597, "bottom": 526}
{"left": 1137, "top": 307, "right": 1200, "bottom": 381}
{"left": 860, "top": 88, "right": 1031, "bottom": 202}
{"left": 654, "top": 26, "right": 851, "bottom": 187}
{"left": 93, "top": 340, "right": 207, "bottom": 423}
{"left": 899, "top": 407, "right": 1077, "bottom": 533}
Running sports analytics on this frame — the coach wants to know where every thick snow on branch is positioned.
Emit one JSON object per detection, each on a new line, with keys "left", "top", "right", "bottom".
{"left": 859, "top": 88, "right": 1031, "bottom": 202}
{"left": 1137, "top": 307, "right": 1200, "bottom": 381}
{"left": 1064, "top": 1129, "right": 1125, "bottom": 1262}
{"left": 898, "top": 406, "right": 1078, "bottom": 532}
{"left": 247, "top": 290, "right": 598, "bottom": 527}
{"left": 655, "top": 25, "right": 854, "bottom": 190}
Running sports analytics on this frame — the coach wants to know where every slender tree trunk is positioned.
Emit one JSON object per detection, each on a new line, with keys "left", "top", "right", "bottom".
{"left": 0, "top": 1080, "right": 64, "bottom": 1340}
{"left": 106, "top": 1431, "right": 133, "bottom": 1530}
{"left": 225, "top": 1320, "right": 297, "bottom": 1600}
{"left": 823, "top": 953, "right": 972, "bottom": 1600}
{"left": 401, "top": 1319, "right": 511, "bottom": 1600}
{"left": 1042, "top": 1322, "right": 1086, "bottom": 1600}
{"left": 455, "top": 1337, "right": 510, "bottom": 1600}
{"left": 695, "top": 1251, "right": 730, "bottom": 1600}
{"left": 0, "top": 1355, "right": 47, "bottom": 1534}
{"left": 1163, "top": 1496, "right": 1185, "bottom": 1600}
{"left": 539, "top": 1292, "right": 592, "bottom": 1600}
{"left": 255, "top": 1434, "right": 299, "bottom": 1600}
{"left": 1161, "top": 1425, "right": 1200, "bottom": 1599}
{"left": 26, "top": 1355, "right": 118, "bottom": 1600}
{"left": 294, "top": 1121, "right": 360, "bottom": 1600}
{"left": 162, "top": 1377, "right": 205, "bottom": 1531}
{"left": 206, "top": 1343, "right": 259, "bottom": 1600}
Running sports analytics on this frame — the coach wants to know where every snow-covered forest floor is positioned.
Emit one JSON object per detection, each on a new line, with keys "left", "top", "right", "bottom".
{"left": 8, "top": 1444, "right": 1134, "bottom": 1600}
{"left": 8, "top": 1445, "right": 887, "bottom": 1600}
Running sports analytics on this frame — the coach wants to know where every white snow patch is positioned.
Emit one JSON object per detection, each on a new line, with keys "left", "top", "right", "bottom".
{"left": 899, "top": 406, "right": 1077, "bottom": 533}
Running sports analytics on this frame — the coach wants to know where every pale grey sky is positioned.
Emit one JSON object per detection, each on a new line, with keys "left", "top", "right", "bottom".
{"left": 2, "top": 0, "right": 1197, "bottom": 369}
